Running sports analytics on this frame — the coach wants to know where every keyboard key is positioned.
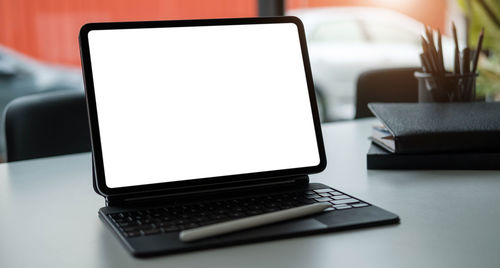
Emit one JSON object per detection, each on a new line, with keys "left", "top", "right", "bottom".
{"left": 330, "top": 191, "right": 343, "bottom": 196}
{"left": 247, "top": 210, "right": 263, "bottom": 216}
{"left": 261, "top": 207, "right": 275, "bottom": 213}
{"left": 228, "top": 212, "right": 245, "bottom": 218}
{"left": 331, "top": 198, "right": 359, "bottom": 205}
{"left": 117, "top": 221, "right": 132, "bottom": 227}
{"left": 192, "top": 217, "right": 209, "bottom": 222}
{"left": 352, "top": 203, "right": 369, "bottom": 207}
{"left": 125, "top": 231, "right": 141, "bottom": 237}
{"left": 332, "top": 204, "right": 350, "bottom": 208}
{"left": 212, "top": 215, "right": 229, "bottom": 221}
{"left": 163, "top": 226, "right": 179, "bottom": 232}
{"left": 332, "top": 195, "right": 350, "bottom": 200}
{"left": 266, "top": 202, "right": 280, "bottom": 207}
{"left": 178, "top": 223, "right": 198, "bottom": 230}
{"left": 335, "top": 205, "right": 352, "bottom": 210}
{"left": 324, "top": 207, "right": 335, "bottom": 211}
{"left": 141, "top": 229, "right": 162, "bottom": 236}
{"left": 122, "top": 226, "right": 144, "bottom": 232}
{"left": 109, "top": 213, "right": 122, "bottom": 220}
{"left": 319, "top": 193, "right": 331, "bottom": 197}
{"left": 314, "top": 197, "right": 332, "bottom": 202}
{"left": 112, "top": 217, "right": 126, "bottom": 223}
{"left": 313, "top": 189, "right": 333, "bottom": 193}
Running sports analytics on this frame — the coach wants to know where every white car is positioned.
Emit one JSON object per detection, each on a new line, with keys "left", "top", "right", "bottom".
{"left": 288, "top": 7, "right": 456, "bottom": 121}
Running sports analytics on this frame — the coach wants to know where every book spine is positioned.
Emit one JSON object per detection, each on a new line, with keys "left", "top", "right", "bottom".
{"left": 396, "top": 131, "right": 500, "bottom": 154}
{"left": 367, "top": 150, "right": 500, "bottom": 170}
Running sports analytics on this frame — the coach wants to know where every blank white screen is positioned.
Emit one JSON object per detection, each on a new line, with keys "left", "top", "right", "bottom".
{"left": 88, "top": 23, "right": 320, "bottom": 188}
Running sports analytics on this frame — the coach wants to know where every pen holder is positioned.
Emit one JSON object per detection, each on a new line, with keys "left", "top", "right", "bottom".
{"left": 414, "top": 72, "right": 478, "bottom": 102}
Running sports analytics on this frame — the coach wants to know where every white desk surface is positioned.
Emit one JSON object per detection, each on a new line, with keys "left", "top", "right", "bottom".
{"left": 1, "top": 118, "right": 499, "bottom": 268}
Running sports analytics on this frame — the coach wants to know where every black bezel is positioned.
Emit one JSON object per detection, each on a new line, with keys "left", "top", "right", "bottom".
{"left": 79, "top": 16, "right": 327, "bottom": 197}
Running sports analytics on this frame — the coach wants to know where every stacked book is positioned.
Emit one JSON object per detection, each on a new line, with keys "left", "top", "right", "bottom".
{"left": 367, "top": 102, "right": 500, "bottom": 170}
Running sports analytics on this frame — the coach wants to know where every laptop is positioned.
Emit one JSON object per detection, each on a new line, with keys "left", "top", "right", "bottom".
{"left": 79, "top": 17, "right": 399, "bottom": 257}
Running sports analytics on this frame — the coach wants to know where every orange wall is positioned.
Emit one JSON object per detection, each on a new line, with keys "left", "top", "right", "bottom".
{"left": 0, "top": 0, "right": 446, "bottom": 67}
{"left": 0, "top": 0, "right": 256, "bottom": 66}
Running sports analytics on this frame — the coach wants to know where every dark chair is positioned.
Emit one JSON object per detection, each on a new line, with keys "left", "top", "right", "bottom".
{"left": 4, "top": 90, "right": 91, "bottom": 162}
{"left": 355, "top": 67, "right": 420, "bottom": 119}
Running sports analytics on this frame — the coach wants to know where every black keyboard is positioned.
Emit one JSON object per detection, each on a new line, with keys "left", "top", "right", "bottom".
{"left": 107, "top": 187, "right": 370, "bottom": 238}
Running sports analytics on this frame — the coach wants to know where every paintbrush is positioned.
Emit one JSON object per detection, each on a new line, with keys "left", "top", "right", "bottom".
{"left": 421, "top": 36, "right": 437, "bottom": 73}
{"left": 437, "top": 29, "right": 445, "bottom": 73}
{"left": 452, "top": 22, "right": 460, "bottom": 74}
{"left": 471, "top": 27, "right": 484, "bottom": 75}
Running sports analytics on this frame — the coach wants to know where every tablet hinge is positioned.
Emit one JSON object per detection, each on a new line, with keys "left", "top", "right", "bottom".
{"left": 105, "top": 175, "right": 309, "bottom": 207}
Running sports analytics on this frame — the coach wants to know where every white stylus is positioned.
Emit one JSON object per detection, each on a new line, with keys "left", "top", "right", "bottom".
{"left": 179, "top": 202, "right": 330, "bottom": 242}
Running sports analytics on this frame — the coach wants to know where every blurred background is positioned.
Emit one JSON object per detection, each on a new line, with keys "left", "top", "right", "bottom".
{"left": 0, "top": 0, "right": 499, "bottom": 161}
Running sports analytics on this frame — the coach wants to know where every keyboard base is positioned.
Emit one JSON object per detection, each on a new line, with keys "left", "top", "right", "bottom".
{"left": 99, "top": 183, "right": 399, "bottom": 257}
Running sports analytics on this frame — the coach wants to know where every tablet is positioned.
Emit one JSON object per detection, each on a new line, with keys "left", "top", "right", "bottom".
{"left": 79, "top": 17, "right": 326, "bottom": 196}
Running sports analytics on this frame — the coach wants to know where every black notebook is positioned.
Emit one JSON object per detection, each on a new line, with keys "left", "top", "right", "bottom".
{"left": 367, "top": 142, "right": 500, "bottom": 170}
{"left": 368, "top": 102, "right": 500, "bottom": 154}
